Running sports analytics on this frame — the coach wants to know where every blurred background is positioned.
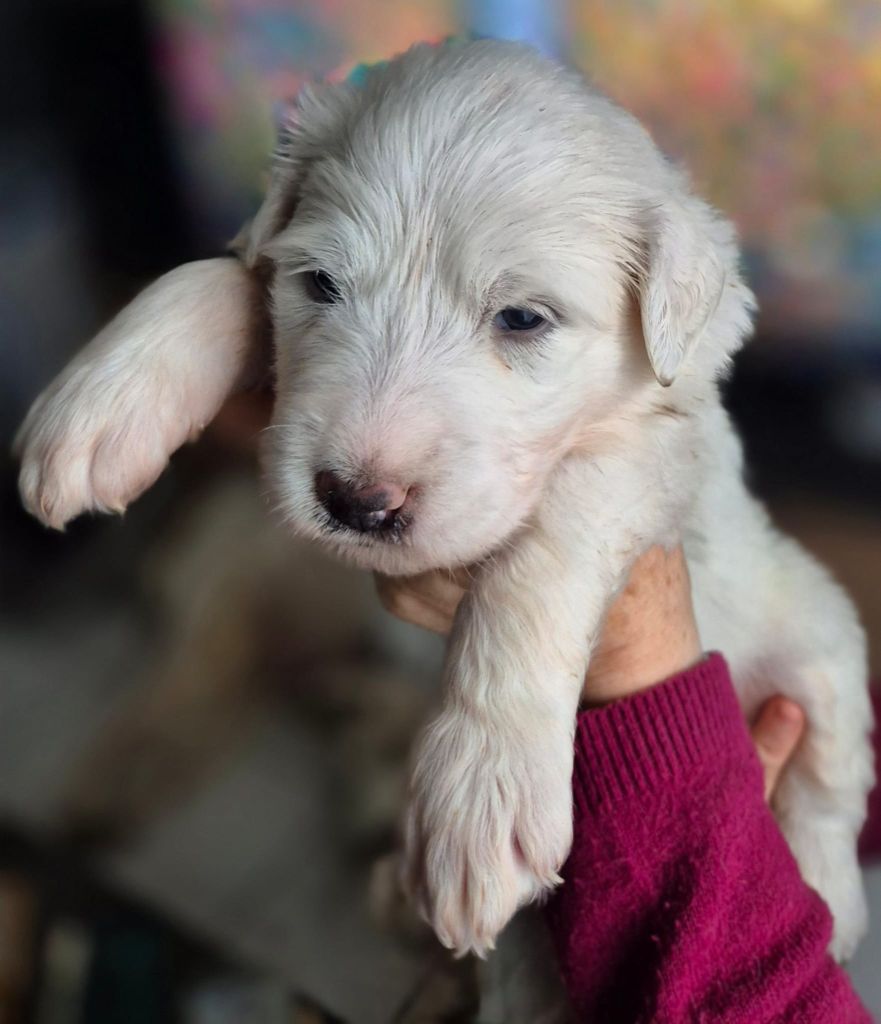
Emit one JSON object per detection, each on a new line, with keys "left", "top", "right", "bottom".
{"left": 1, "top": 0, "right": 880, "bottom": 1021}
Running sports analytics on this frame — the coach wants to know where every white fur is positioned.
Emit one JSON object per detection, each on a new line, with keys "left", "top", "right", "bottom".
{"left": 14, "top": 257, "right": 266, "bottom": 528}
{"left": 14, "top": 40, "right": 874, "bottom": 961}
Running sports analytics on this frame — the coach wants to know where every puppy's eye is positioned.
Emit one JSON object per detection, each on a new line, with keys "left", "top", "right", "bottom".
{"left": 305, "top": 270, "right": 341, "bottom": 304}
{"left": 494, "top": 307, "right": 545, "bottom": 332}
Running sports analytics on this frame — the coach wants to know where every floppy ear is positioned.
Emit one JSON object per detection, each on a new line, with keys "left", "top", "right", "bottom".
{"left": 636, "top": 197, "right": 728, "bottom": 387}
{"left": 15, "top": 258, "right": 267, "bottom": 529}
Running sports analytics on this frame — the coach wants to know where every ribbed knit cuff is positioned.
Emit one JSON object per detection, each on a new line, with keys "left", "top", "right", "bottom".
{"left": 572, "top": 652, "right": 755, "bottom": 814}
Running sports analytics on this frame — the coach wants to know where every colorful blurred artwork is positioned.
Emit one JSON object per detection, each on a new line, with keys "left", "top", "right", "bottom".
{"left": 151, "top": 0, "right": 881, "bottom": 345}
{"left": 151, "top": 0, "right": 458, "bottom": 242}
{"left": 571, "top": 1, "right": 881, "bottom": 344}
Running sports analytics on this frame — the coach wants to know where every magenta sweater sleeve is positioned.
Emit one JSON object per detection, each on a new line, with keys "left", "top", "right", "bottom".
{"left": 546, "top": 653, "right": 872, "bottom": 1023}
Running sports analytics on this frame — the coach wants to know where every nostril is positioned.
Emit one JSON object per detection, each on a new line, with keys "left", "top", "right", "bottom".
{"left": 314, "top": 470, "right": 411, "bottom": 533}
{"left": 314, "top": 469, "right": 345, "bottom": 510}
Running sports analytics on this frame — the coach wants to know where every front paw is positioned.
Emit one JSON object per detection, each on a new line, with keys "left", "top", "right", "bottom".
{"left": 14, "top": 257, "right": 260, "bottom": 530}
{"left": 402, "top": 705, "right": 574, "bottom": 957}
{"left": 15, "top": 364, "right": 188, "bottom": 529}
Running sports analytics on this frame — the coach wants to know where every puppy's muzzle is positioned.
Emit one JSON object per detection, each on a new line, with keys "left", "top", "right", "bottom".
{"left": 314, "top": 470, "right": 410, "bottom": 534}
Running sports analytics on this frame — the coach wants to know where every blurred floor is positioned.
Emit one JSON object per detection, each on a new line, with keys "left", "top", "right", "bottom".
{"left": 0, "top": 466, "right": 450, "bottom": 1021}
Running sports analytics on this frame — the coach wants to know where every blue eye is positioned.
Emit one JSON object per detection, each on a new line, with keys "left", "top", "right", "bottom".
{"left": 305, "top": 270, "right": 341, "bottom": 304}
{"left": 494, "top": 307, "right": 545, "bottom": 332}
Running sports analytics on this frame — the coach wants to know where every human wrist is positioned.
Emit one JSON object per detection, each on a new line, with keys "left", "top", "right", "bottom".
{"left": 580, "top": 545, "right": 702, "bottom": 705}
{"left": 573, "top": 653, "right": 751, "bottom": 807}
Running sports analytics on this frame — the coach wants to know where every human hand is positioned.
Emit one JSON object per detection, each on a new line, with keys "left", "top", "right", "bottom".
{"left": 376, "top": 546, "right": 806, "bottom": 800}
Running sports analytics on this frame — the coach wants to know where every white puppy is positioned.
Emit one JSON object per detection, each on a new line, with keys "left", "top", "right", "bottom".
{"left": 15, "top": 40, "right": 874, "bottom": 961}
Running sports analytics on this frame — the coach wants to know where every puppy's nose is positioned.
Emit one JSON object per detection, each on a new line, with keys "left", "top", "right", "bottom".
{"left": 314, "top": 470, "right": 409, "bottom": 533}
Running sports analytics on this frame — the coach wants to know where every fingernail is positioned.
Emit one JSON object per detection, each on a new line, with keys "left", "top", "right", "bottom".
{"left": 773, "top": 699, "right": 804, "bottom": 727}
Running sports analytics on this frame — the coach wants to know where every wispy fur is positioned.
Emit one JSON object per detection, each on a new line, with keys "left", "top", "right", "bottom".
{"left": 14, "top": 40, "right": 873, "bottom": 960}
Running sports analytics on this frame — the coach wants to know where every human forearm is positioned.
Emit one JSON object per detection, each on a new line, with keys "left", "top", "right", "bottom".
{"left": 548, "top": 654, "right": 870, "bottom": 1023}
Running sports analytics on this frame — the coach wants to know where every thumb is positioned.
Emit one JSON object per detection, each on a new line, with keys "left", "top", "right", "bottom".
{"left": 751, "top": 697, "right": 806, "bottom": 802}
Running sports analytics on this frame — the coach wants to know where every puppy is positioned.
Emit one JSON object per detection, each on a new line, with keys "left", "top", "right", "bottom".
{"left": 15, "top": 39, "right": 874, "bottom": 960}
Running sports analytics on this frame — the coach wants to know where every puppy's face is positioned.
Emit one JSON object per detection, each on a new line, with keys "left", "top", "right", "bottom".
{"left": 254, "top": 42, "right": 744, "bottom": 574}
{"left": 266, "top": 181, "right": 642, "bottom": 575}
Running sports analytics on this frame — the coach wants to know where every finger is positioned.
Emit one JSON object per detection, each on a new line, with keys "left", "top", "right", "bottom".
{"left": 374, "top": 572, "right": 462, "bottom": 634}
{"left": 751, "top": 697, "right": 806, "bottom": 802}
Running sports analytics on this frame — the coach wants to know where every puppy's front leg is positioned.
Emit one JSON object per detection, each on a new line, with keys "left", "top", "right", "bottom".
{"left": 15, "top": 257, "right": 266, "bottom": 529}
{"left": 404, "top": 454, "right": 680, "bottom": 957}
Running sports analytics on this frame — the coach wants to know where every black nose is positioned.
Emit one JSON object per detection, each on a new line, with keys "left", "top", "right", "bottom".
{"left": 314, "top": 470, "right": 409, "bottom": 533}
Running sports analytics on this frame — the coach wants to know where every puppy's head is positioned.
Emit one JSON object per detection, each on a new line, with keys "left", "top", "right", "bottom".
{"left": 242, "top": 40, "right": 753, "bottom": 574}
